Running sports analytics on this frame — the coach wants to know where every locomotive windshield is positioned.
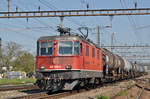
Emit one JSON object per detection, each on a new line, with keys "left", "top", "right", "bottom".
{"left": 59, "top": 41, "right": 73, "bottom": 55}
{"left": 58, "top": 41, "right": 79, "bottom": 55}
{"left": 40, "top": 41, "right": 53, "bottom": 56}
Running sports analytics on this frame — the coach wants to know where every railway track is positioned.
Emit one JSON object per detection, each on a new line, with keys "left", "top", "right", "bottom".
{"left": 0, "top": 84, "right": 39, "bottom": 91}
{"left": 10, "top": 89, "right": 89, "bottom": 99}
{"left": 9, "top": 79, "right": 133, "bottom": 99}
{"left": 135, "top": 83, "right": 150, "bottom": 91}
{"left": 112, "top": 75, "right": 150, "bottom": 99}
{"left": 135, "top": 79, "right": 150, "bottom": 99}
{"left": 3, "top": 75, "right": 150, "bottom": 99}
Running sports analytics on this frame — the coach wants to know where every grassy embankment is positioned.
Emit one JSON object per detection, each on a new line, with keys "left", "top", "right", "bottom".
{"left": 0, "top": 78, "right": 36, "bottom": 85}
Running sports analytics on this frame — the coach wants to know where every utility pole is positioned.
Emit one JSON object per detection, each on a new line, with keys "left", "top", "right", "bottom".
{"left": 97, "top": 26, "right": 100, "bottom": 47}
{"left": 0, "top": 38, "right": 1, "bottom": 56}
{"left": 7, "top": 0, "right": 10, "bottom": 17}
{"left": 0, "top": 38, "right": 1, "bottom": 50}
{"left": 111, "top": 32, "right": 116, "bottom": 52}
{"left": 33, "top": 56, "right": 36, "bottom": 75}
{"left": 96, "top": 25, "right": 112, "bottom": 47}
{"left": 59, "top": 16, "right": 64, "bottom": 28}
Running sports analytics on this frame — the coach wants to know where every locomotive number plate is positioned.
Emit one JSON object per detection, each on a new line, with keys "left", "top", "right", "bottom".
{"left": 49, "top": 65, "right": 61, "bottom": 68}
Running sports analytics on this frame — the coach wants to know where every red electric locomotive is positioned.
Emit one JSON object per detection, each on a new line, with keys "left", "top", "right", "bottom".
{"left": 36, "top": 28, "right": 103, "bottom": 91}
{"left": 35, "top": 27, "right": 145, "bottom": 92}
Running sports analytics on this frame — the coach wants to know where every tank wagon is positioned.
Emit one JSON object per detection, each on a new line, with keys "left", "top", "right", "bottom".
{"left": 35, "top": 28, "right": 146, "bottom": 92}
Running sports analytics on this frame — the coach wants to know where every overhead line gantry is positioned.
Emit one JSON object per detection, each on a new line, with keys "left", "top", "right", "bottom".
{"left": 103, "top": 45, "right": 150, "bottom": 49}
{"left": 0, "top": 8, "right": 150, "bottom": 18}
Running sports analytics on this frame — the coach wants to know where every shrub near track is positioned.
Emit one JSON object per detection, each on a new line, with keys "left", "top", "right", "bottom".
{"left": 117, "top": 90, "right": 128, "bottom": 96}
{"left": 96, "top": 95, "right": 109, "bottom": 99}
{"left": 0, "top": 78, "right": 36, "bottom": 85}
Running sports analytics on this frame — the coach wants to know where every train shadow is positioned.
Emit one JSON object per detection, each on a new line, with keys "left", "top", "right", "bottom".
{"left": 21, "top": 88, "right": 70, "bottom": 95}
{"left": 21, "top": 88, "right": 41, "bottom": 94}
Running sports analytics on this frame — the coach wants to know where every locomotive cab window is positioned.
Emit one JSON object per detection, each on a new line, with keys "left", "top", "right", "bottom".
{"left": 97, "top": 50, "right": 100, "bottom": 59}
{"left": 80, "top": 43, "right": 82, "bottom": 56}
{"left": 40, "top": 41, "right": 53, "bottom": 56}
{"left": 74, "top": 41, "right": 79, "bottom": 55}
{"left": 59, "top": 41, "right": 73, "bottom": 55}
{"left": 86, "top": 45, "right": 89, "bottom": 56}
{"left": 92, "top": 48, "right": 95, "bottom": 57}
{"left": 37, "top": 42, "right": 39, "bottom": 55}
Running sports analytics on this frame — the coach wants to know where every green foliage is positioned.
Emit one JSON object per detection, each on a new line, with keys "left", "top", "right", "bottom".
{"left": 0, "top": 41, "right": 34, "bottom": 73}
{"left": 117, "top": 90, "right": 128, "bottom": 96}
{"left": 0, "top": 78, "right": 36, "bottom": 85}
{"left": 96, "top": 95, "right": 109, "bottom": 99}
{"left": 12, "top": 51, "right": 34, "bottom": 73}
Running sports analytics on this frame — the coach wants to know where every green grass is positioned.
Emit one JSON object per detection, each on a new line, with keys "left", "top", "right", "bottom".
{"left": 117, "top": 90, "right": 128, "bottom": 96}
{"left": 96, "top": 95, "right": 109, "bottom": 99}
{"left": 0, "top": 78, "right": 36, "bottom": 85}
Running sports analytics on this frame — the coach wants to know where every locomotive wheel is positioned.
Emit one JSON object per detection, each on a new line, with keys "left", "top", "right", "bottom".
{"left": 37, "top": 79, "right": 65, "bottom": 92}
{"left": 36, "top": 79, "right": 47, "bottom": 91}
{"left": 50, "top": 79, "right": 65, "bottom": 92}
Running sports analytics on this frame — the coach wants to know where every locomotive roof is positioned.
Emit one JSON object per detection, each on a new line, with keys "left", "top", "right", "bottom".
{"left": 38, "top": 34, "right": 100, "bottom": 49}
{"left": 39, "top": 35, "right": 83, "bottom": 41}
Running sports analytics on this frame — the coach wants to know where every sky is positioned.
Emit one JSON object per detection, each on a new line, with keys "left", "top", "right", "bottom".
{"left": 0, "top": 0, "right": 150, "bottom": 55}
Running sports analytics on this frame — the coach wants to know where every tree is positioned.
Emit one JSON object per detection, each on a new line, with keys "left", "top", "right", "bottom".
{"left": 3, "top": 42, "right": 21, "bottom": 65}
{"left": 0, "top": 49, "right": 5, "bottom": 73}
{"left": 0, "top": 41, "right": 34, "bottom": 73}
{"left": 0, "top": 42, "right": 21, "bottom": 72}
{"left": 13, "top": 51, "right": 34, "bottom": 73}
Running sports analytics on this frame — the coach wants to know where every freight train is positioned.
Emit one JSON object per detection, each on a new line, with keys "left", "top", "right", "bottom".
{"left": 35, "top": 27, "right": 146, "bottom": 92}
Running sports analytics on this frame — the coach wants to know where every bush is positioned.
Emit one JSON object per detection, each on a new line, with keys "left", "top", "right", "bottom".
{"left": 117, "top": 90, "right": 128, "bottom": 96}
{"left": 97, "top": 95, "right": 109, "bottom": 99}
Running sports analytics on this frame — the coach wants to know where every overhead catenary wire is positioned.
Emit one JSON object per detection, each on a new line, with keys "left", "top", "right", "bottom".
{"left": 10, "top": 1, "right": 56, "bottom": 32}
{"left": 119, "top": 0, "right": 142, "bottom": 44}
{"left": 16, "top": 0, "right": 57, "bottom": 31}
{"left": 136, "top": 25, "right": 150, "bottom": 30}
{"left": 38, "top": 0, "right": 86, "bottom": 27}
{"left": 0, "top": 1, "right": 57, "bottom": 50}
{"left": 1, "top": 0, "right": 55, "bottom": 32}
{"left": 120, "top": 0, "right": 137, "bottom": 29}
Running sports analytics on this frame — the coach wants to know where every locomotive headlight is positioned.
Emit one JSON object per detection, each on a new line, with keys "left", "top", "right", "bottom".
{"left": 65, "top": 65, "right": 72, "bottom": 70}
{"left": 40, "top": 66, "right": 45, "bottom": 70}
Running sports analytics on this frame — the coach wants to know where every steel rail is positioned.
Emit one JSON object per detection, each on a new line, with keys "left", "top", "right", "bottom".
{"left": 10, "top": 92, "right": 48, "bottom": 99}
{"left": 135, "top": 84, "right": 150, "bottom": 91}
{"left": 136, "top": 84, "right": 146, "bottom": 99}
{"left": 10, "top": 80, "right": 127, "bottom": 99}
{"left": 10, "top": 89, "right": 88, "bottom": 99}
{"left": 111, "top": 75, "right": 150, "bottom": 99}
{"left": 9, "top": 76, "right": 149, "bottom": 99}
{"left": 9, "top": 75, "right": 150, "bottom": 99}
{"left": 0, "top": 8, "right": 150, "bottom": 18}
{"left": 0, "top": 85, "right": 38, "bottom": 91}
{"left": 135, "top": 78, "right": 150, "bottom": 99}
